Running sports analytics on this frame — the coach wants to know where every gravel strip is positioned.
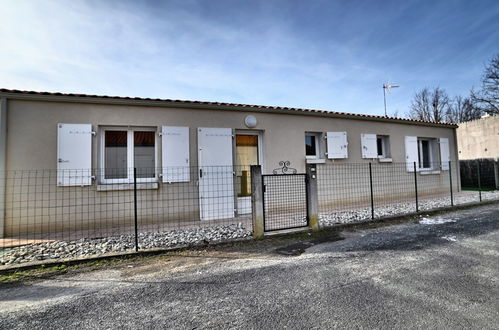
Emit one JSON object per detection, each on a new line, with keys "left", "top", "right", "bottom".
{"left": 1, "top": 223, "right": 251, "bottom": 266}
{"left": 2, "top": 191, "right": 497, "bottom": 266}
{"left": 319, "top": 191, "right": 499, "bottom": 227}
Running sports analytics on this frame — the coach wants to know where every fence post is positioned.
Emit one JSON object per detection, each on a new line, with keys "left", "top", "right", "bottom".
{"left": 251, "top": 165, "right": 264, "bottom": 239}
{"left": 414, "top": 162, "right": 418, "bottom": 212}
{"left": 369, "top": 163, "right": 374, "bottom": 220}
{"left": 306, "top": 164, "right": 319, "bottom": 232}
{"left": 133, "top": 167, "right": 139, "bottom": 252}
{"left": 476, "top": 160, "right": 482, "bottom": 202}
{"left": 449, "top": 161, "right": 453, "bottom": 207}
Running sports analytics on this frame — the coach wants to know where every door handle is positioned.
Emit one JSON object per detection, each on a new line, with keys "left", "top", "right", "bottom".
{"left": 58, "top": 158, "right": 69, "bottom": 163}
{"left": 199, "top": 169, "right": 203, "bottom": 178}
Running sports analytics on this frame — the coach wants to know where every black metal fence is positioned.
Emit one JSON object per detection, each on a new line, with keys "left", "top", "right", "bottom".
{"left": 262, "top": 174, "right": 308, "bottom": 232}
{"left": 317, "top": 161, "right": 498, "bottom": 226}
{"left": 460, "top": 159, "right": 499, "bottom": 190}
{"left": 0, "top": 166, "right": 253, "bottom": 263}
{"left": 1, "top": 161, "right": 498, "bottom": 266}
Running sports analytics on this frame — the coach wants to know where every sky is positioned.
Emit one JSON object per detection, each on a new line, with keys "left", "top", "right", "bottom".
{"left": 1, "top": 0, "right": 498, "bottom": 117}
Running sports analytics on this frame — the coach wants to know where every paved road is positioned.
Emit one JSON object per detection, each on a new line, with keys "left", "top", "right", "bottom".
{"left": 1, "top": 204, "right": 498, "bottom": 329}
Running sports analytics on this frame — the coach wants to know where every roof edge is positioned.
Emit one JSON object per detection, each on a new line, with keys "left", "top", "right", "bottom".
{"left": 0, "top": 88, "right": 458, "bottom": 128}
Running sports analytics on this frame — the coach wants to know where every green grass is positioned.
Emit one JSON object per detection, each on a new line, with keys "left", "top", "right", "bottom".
{"left": 0, "top": 254, "right": 165, "bottom": 284}
{"left": 0, "top": 264, "right": 68, "bottom": 283}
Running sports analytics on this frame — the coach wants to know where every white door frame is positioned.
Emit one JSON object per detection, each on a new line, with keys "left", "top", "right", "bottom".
{"left": 234, "top": 130, "right": 264, "bottom": 172}
{"left": 234, "top": 130, "right": 264, "bottom": 215}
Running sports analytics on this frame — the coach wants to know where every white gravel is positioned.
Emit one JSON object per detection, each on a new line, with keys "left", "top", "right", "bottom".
{"left": 1, "top": 223, "right": 251, "bottom": 266}
{"left": 1, "top": 190, "right": 497, "bottom": 267}
{"left": 319, "top": 191, "right": 499, "bottom": 227}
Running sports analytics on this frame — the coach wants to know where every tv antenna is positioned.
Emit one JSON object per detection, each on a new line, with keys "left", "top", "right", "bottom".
{"left": 383, "top": 83, "right": 399, "bottom": 116}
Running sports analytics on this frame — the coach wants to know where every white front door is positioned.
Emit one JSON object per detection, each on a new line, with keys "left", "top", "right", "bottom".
{"left": 198, "top": 127, "right": 235, "bottom": 220}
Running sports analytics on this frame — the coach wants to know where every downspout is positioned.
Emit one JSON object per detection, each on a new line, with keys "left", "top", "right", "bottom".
{"left": 453, "top": 127, "right": 461, "bottom": 192}
{"left": 0, "top": 98, "right": 6, "bottom": 238}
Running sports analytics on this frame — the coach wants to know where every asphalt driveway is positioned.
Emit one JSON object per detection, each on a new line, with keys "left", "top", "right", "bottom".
{"left": 1, "top": 204, "right": 498, "bottom": 329}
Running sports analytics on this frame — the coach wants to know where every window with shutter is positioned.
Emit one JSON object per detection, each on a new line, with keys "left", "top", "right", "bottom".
{"left": 376, "top": 135, "right": 391, "bottom": 159}
{"left": 361, "top": 134, "right": 378, "bottom": 158}
{"left": 405, "top": 136, "right": 419, "bottom": 172}
{"left": 417, "top": 138, "right": 439, "bottom": 171}
{"left": 161, "top": 126, "right": 190, "bottom": 182}
{"left": 100, "top": 127, "right": 157, "bottom": 184}
{"left": 305, "top": 133, "right": 321, "bottom": 159}
{"left": 326, "top": 132, "right": 348, "bottom": 159}
{"left": 57, "top": 123, "right": 93, "bottom": 186}
{"left": 439, "top": 138, "right": 450, "bottom": 170}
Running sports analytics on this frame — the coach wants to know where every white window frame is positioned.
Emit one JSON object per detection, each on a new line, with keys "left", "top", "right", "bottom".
{"left": 305, "top": 132, "right": 322, "bottom": 159}
{"left": 99, "top": 126, "right": 158, "bottom": 184}
{"left": 376, "top": 135, "right": 391, "bottom": 159}
{"left": 417, "top": 138, "right": 437, "bottom": 171}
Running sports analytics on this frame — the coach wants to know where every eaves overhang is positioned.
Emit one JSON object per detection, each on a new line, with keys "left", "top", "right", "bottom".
{"left": 0, "top": 88, "right": 458, "bottom": 129}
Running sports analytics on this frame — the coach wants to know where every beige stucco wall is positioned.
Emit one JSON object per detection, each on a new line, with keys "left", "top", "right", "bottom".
{"left": 456, "top": 115, "right": 499, "bottom": 160}
{"left": 2, "top": 99, "right": 459, "bottom": 236}
{"left": 6, "top": 99, "right": 458, "bottom": 171}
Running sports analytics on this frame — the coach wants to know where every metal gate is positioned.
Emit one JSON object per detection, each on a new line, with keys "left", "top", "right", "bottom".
{"left": 262, "top": 174, "right": 309, "bottom": 232}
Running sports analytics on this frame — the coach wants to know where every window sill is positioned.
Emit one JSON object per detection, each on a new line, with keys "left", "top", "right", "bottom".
{"left": 306, "top": 158, "right": 326, "bottom": 164}
{"left": 419, "top": 170, "right": 441, "bottom": 175}
{"left": 97, "top": 182, "right": 159, "bottom": 191}
{"left": 378, "top": 157, "right": 392, "bottom": 163}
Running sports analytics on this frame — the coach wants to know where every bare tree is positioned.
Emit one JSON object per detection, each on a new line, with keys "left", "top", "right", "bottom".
{"left": 471, "top": 53, "right": 499, "bottom": 115}
{"left": 407, "top": 87, "right": 450, "bottom": 122}
{"left": 446, "top": 96, "right": 482, "bottom": 123}
{"left": 408, "top": 88, "right": 431, "bottom": 121}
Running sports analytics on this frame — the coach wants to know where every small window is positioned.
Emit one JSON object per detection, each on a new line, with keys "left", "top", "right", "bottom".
{"left": 376, "top": 135, "right": 390, "bottom": 158}
{"left": 305, "top": 133, "right": 321, "bottom": 158}
{"left": 101, "top": 127, "right": 156, "bottom": 183}
{"left": 417, "top": 138, "right": 438, "bottom": 170}
{"left": 377, "top": 137, "right": 383, "bottom": 156}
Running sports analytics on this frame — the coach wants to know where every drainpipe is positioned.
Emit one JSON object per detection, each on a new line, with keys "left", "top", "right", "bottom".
{"left": 0, "top": 98, "right": 6, "bottom": 238}
{"left": 495, "top": 158, "right": 499, "bottom": 190}
{"left": 452, "top": 128, "right": 461, "bottom": 192}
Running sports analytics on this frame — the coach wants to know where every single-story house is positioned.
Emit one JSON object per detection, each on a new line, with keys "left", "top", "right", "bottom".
{"left": 0, "top": 89, "right": 459, "bottom": 237}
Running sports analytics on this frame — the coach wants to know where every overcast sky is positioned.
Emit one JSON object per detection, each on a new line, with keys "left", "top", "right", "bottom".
{"left": 1, "top": 0, "right": 498, "bottom": 116}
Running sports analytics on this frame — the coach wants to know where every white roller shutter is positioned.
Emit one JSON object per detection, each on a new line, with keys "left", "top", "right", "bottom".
{"left": 361, "top": 134, "right": 378, "bottom": 158}
{"left": 439, "top": 138, "right": 450, "bottom": 171}
{"left": 405, "top": 136, "right": 419, "bottom": 172}
{"left": 161, "top": 126, "right": 190, "bottom": 182}
{"left": 57, "top": 123, "right": 93, "bottom": 186}
{"left": 326, "top": 132, "right": 348, "bottom": 159}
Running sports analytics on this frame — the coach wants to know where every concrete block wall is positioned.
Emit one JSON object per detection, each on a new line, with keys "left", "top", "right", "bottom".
{"left": 457, "top": 115, "right": 499, "bottom": 160}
